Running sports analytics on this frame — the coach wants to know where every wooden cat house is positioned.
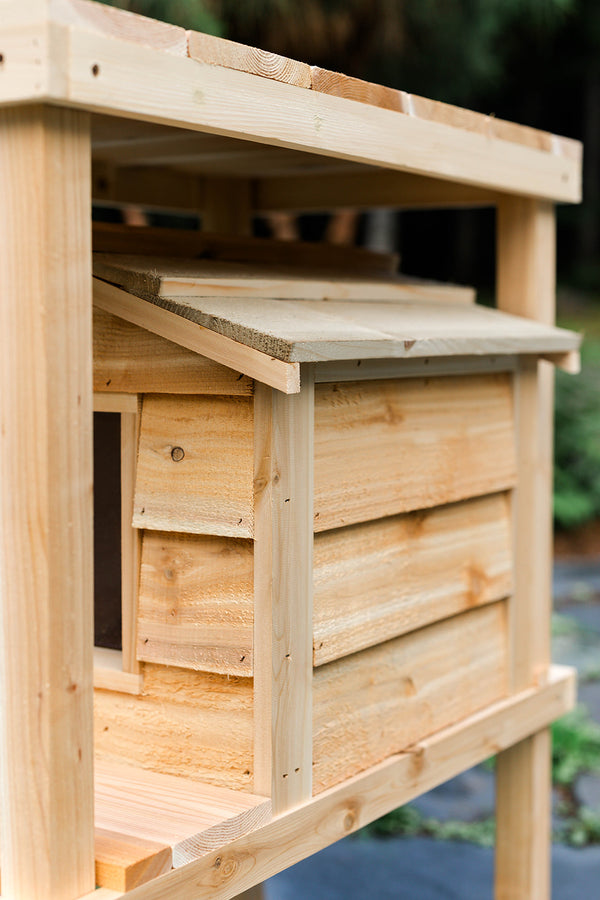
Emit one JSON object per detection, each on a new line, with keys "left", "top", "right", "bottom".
{"left": 0, "top": 3, "right": 583, "bottom": 900}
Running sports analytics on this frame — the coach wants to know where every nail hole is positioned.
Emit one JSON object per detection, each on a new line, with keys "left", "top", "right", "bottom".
{"left": 0, "top": 54, "right": 5, "bottom": 65}
{"left": 285, "top": 653, "right": 290, "bottom": 659}
{"left": 282, "top": 773, "right": 288, "bottom": 779}
{"left": 91, "top": 63, "right": 100, "bottom": 77}
{"left": 295, "top": 767, "right": 300, "bottom": 773}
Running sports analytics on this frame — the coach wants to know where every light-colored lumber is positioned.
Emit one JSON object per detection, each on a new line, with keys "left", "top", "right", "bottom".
{"left": 95, "top": 760, "right": 271, "bottom": 868}
{"left": 494, "top": 198, "right": 557, "bottom": 900}
{"left": 314, "top": 354, "right": 518, "bottom": 382}
{"left": 93, "top": 253, "right": 473, "bottom": 304}
{"left": 313, "top": 493, "right": 512, "bottom": 666}
{"left": 93, "top": 647, "right": 143, "bottom": 696}
{"left": 93, "top": 307, "right": 253, "bottom": 395}
{"left": 133, "top": 393, "right": 254, "bottom": 537}
{"left": 0, "top": 104, "right": 95, "bottom": 900}
{"left": 137, "top": 531, "right": 253, "bottom": 676}
{"left": 95, "top": 828, "right": 172, "bottom": 892}
{"left": 313, "top": 375, "right": 516, "bottom": 532}
{"left": 92, "top": 264, "right": 579, "bottom": 366}
{"left": 95, "top": 664, "right": 254, "bottom": 790}
{"left": 252, "top": 371, "right": 315, "bottom": 813}
{"left": 255, "top": 169, "right": 500, "bottom": 211}
{"left": 93, "top": 279, "right": 300, "bottom": 394}
{"left": 313, "top": 601, "right": 508, "bottom": 793}
{"left": 91, "top": 221, "right": 398, "bottom": 276}
{"left": 105, "top": 666, "right": 574, "bottom": 900}
{"left": 188, "top": 31, "right": 311, "bottom": 89}
{"left": 202, "top": 177, "right": 253, "bottom": 236}
{"left": 93, "top": 159, "right": 207, "bottom": 211}
{"left": 93, "top": 390, "right": 138, "bottom": 413}
{"left": 53, "top": 0, "right": 187, "bottom": 55}
{"left": 121, "top": 406, "right": 141, "bottom": 674}
{"left": 495, "top": 729, "right": 552, "bottom": 900}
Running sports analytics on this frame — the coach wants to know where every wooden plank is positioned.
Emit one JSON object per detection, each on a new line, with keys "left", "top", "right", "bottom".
{"left": 95, "top": 664, "right": 254, "bottom": 791}
{"left": 93, "top": 307, "right": 254, "bottom": 396}
{"left": 252, "top": 371, "right": 315, "bottom": 814}
{"left": 57, "top": 25, "right": 580, "bottom": 202}
{"left": 95, "top": 828, "right": 172, "bottom": 892}
{"left": 92, "top": 267, "right": 578, "bottom": 366}
{"left": 133, "top": 393, "right": 254, "bottom": 538}
{"left": 313, "top": 375, "right": 517, "bottom": 532}
{"left": 313, "top": 601, "right": 508, "bottom": 793}
{"left": 495, "top": 730, "right": 552, "bottom": 900}
{"left": 188, "top": 31, "right": 311, "bottom": 89}
{"left": 93, "top": 648, "right": 143, "bottom": 696}
{"left": 110, "top": 666, "right": 575, "bottom": 900}
{"left": 495, "top": 198, "right": 557, "bottom": 900}
{"left": 91, "top": 221, "right": 398, "bottom": 276}
{"left": 202, "top": 177, "right": 252, "bottom": 236}
{"left": 93, "top": 254, "right": 473, "bottom": 305}
{"left": 0, "top": 104, "right": 95, "bottom": 900}
{"left": 95, "top": 760, "right": 271, "bottom": 868}
{"left": 53, "top": 0, "right": 187, "bottom": 55}
{"left": 94, "top": 390, "right": 138, "bottom": 413}
{"left": 313, "top": 493, "right": 512, "bottom": 666}
{"left": 121, "top": 406, "right": 141, "bottom": 674}
{"left": 314, "top": 355, "right": 519, "bottom": 383}
{"left": 255, "top": 169, "right": 500, "bottom": 212}
{"left": 93, "top": 279, "right": 300, "bottom": 394}
{"left": 137, "top": 531, "right": 253, "bottom": 676}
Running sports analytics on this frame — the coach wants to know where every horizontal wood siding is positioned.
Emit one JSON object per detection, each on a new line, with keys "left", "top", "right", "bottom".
{"left": 313, "top": 493, "right": 512, "bottom": 665}
{"left": 314, "top": 374, "right": 516, "bottom": 531}
{"left": 312, "top": 601, "right": 509, "bottom": 793}
{"left": 134, "top": 394, "right": 254, "bottom": 537}
{"left": 137, "top": 531, "right": 253, "bottom": 676}
{"left": 94, "top": 664, "right": 254, "bottom": 791}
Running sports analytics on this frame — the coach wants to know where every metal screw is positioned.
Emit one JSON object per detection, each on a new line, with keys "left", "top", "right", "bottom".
{"left": 171, "top": 446, "right": 185, "bottom": 462}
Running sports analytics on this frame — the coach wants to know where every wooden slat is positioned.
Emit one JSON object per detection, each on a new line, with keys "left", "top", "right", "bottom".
{"left": 91, "top": 221, "right": 398, "bottom": 276}
{"left": 110, "top": 665, "right": 575, "bottom": 900}
{"left": 121, "top": 406, "right": 141, "bottom": 674}
{"left": 133, "top": 393, "right": 254, "bottom": 538}
{"left": 95, "top": 761, "right": 271, "bottom": 868}
{"left": 313, "top": 493, "right": 512, "bottom": 666}
{"left": 93, "top": 307, "right": 254, "bottom": 396}
{"left": 314, "top": 354, "right": 519, "bottom": 383}
{"left": 53, "top": 0, "right": 187, "bottom": 55}
{"left": 188, "top": 31, "right": 311, "bottom": 89}
{"left": 93, "top": 648, "right": 143, "bottom": 696}
{"left": 92, "top": 254, "right": 473, "bottom": 305}
{"left": 202, "top": 177, "right": 252, "bottom": 236}
{"left": 313, "top": 601, "right": 508, "bottom": 793}
{"left": 95, "top": 664, "right": 254, "bottom": 791}
{"left": 95, "top": 829, "right": 172, "bottom": 893}
{"left": 252, "top": 372, "right": 315, "bottom": 814}
{"left": 313, "top": 375, "right": 516, "bottom": 532}
{"left": 0, "top": 104, "right": 95, "bottom": 900}
{"left": 137, "top": 531, "right": 253, "bottom": 676}
{"left": 93, "top": 279, "right": 300, "bottom": 394}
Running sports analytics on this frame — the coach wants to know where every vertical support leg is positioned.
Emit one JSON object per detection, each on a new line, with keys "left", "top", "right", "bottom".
{"left": 494, "top": 197, "right": 556, "bottom": 900}
{"left": 254, "top": 367, "right": 314, "bottom": 815}
{"left": 203, "top": 177, "right": 253, "bottom": 235}
{"left": 0, "top": 106, "right": 95, "bottom": 900}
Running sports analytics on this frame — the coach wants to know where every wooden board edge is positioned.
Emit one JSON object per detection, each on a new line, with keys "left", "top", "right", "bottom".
{"left": 99, "top": 666, "right": 575, "bottom": 900}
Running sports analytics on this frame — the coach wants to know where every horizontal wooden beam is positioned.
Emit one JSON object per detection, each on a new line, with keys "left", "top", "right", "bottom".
{"left": 93, "top": 279, "right": 300, "bottom": 394}
{"left": 84, "top": 665, "right": 574, "bottom": 900}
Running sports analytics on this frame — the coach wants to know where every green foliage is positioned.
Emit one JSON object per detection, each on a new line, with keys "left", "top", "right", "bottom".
{"left": 558, "top": 808, "right": 600, "bottom": 846}
{"left": 98, "top": 0, "right": 223, "bottom": 34}
{"left": 554, "top": 363, "right": 600, "bottom": 529}
{"left": 552, "top": 706, "right": 600, "bottom": 786}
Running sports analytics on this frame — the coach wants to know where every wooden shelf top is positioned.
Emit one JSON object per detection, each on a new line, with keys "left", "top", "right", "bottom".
{"left": 1, "top": 0, "right": 582, "bottom": 203}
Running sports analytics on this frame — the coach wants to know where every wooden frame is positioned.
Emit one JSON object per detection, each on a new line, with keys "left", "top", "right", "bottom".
{"left": 0, "top": 5, "right": 582, "bottom": 900}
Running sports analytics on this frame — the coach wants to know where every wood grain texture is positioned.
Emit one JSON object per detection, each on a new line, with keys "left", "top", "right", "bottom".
{"left": 95, "top": 664, "right": 254, "bottom": 790}
{"left": 92, "top": 666, "right": 575, "bottom": 900}
{"left": 134, "top": 393, "right": 255, "bottom": 537}
{"left": 313, "top": 601, "right": 508, "bottom": 793}
{"left": 0, "top": 105, "right": 95, "bottom": 900}
{"left": 121, "top": 407, "right": 141, "bottom": 674}
{"left": 95, "top": 828, "right": 172, "bottom": 892}
{"left": 313, "top": 375, "right": 516, "bottom": 532}
{"left": 95, "top": 760, "right": 271, "bottom": 868}
{"left": 495, "top": 729, "right": 552, "bottom": 900}
{"left": 203, "top": 177, "right": 252, "bottom": 236}
{"left": 137, "top": 531, "right": 253, "bottom": 675}
{"left": 93, "top": 648, "right": 143, "bottom": 695}
{"left": 94, "top": 307, "right": 254, "bottom": 395}
{"left": 93, "top": 279, "right": 300, "bottom": 393}
{"left": 313, "top": 493, "right": 512, "bottom": 666}
{"left": 188, "top": 31, "right": 311, "bottom": 88}
{"left": 54, "top": 0, "right": 187, "bottom": 55}
{"left": 91, "top": 221, "right": 397, "bottom": 276}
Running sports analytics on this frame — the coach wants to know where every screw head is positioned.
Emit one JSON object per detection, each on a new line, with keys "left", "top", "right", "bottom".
{"left": 171, "top": 446, "right": 185, "bottom": 462}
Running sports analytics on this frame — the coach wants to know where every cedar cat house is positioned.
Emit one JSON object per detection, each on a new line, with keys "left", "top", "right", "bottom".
{"left": 0, "top": 3, "right": 583, "bottom": 900}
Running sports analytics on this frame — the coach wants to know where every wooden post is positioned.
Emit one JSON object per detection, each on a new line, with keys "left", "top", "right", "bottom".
{"left": 0, "top": 105, "right": 95, "bottom": 900}
{"left": 203, "top": 177, "right": 253, "bottom": 235}
{"left": 253, "top": 368, "right": 314, "bottom": 815}
{"left": 495, "top": 197, "right": 556, "bottom": 900}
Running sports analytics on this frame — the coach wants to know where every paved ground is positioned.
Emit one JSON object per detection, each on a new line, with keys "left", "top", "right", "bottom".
{"left": 262, "top": 559, "right": 600, "bottom": 899}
